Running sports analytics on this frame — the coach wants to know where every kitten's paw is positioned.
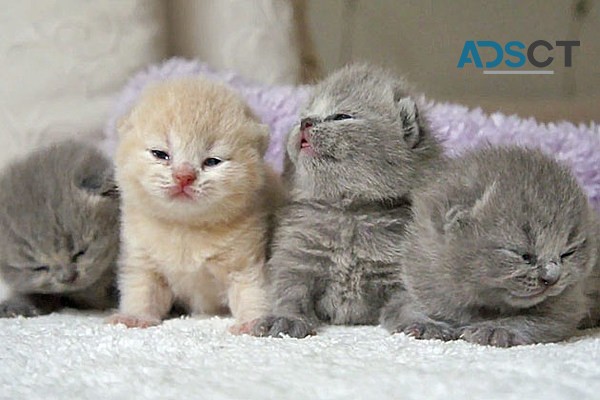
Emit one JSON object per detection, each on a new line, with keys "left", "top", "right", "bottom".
{"left": 106, "top": 313, "right": 161, "bottom": 328}
{"left": 459, "top": 324, "right": 527, "bottom": 347}
{"left": 229, "top": 319, "right": 259, "bottom": 336}
{"left": 0, "top": 300, "right": 41, "bottom": 318}
{"left": 252, "top": 315, "right": 316, "bottom": 339}
{"left": 400, "top": 321, "right": 457, "bottom": 341}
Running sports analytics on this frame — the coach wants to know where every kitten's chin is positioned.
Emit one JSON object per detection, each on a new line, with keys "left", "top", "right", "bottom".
{"left": 168, "top": 191, "right": 197, "bottom": 201}
{"left": 505, "top": 288, "right": 552, "bottom": 308}
{"left": 36, "top": 281, "right": 94, "bottom": 294}
{"left": 149, "top": 194, "right": 227, "bottom": 224}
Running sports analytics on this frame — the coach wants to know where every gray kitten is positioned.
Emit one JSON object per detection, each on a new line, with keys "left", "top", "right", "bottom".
{"left": 381, "top": 146, "right": 599, "bottom": 347}
{"left": 253, "top": 64, "right": 443, "bottom": 338}
{"left": 581, "top": 221, "right": 600, "bottom": 329}
{"left": 0, "top": 141, "right": 120, "bottom": 317}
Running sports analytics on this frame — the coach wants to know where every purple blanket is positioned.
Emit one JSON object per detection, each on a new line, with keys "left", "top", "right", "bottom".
{"left": 102, "top": 58, "right": 600, "bottom": 212}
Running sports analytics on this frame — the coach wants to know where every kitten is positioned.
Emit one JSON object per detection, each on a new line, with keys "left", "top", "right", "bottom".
{"left": 252, "top": 64, "right": 443, "bottom": 338}
{"left": 581, "top": 222, "right": 600, "bottom": 329}
{"left": 381, "top": 146, "right": 599, "bottom": 347}
{"left": 0, "top": 141, "right": 120, "bottom": 317}
{"left": 107, "top": 78, "right": 283, "bottom": 332}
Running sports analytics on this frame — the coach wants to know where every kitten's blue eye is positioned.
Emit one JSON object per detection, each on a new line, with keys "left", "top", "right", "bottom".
{"left": 329, "top": 113, "right": 353, "bottom": 121}
{"left": 203, "top": 157, "right": 222, "bottom": 167}
{"left": 32, "top": 266, "right": 49, "bottom": 272}
{"left": 150, "top": 149, "right": 170, "bottom": 161}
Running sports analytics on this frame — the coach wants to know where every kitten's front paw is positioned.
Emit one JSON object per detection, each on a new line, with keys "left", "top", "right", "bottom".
{"left": 106, "top": 313, "right": 161, "bottom": 328}
{"left": 229, "top": 319, "right": 259, "bottom": 335}
{"left": 0, "top": 300, "right": 41, "bottom": 318}
{"left": 252, "top": 315, "right": 316, "bottom": 338}
{"left": 459, "top": 324, "right": 527, "bottom": 347}
{"left": 400, "top": 321, "right": 457, "bottom": 341}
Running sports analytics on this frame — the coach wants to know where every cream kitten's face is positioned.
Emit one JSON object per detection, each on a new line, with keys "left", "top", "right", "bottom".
{"left": 116, "top": 79, "right": 269, "bottom": 221}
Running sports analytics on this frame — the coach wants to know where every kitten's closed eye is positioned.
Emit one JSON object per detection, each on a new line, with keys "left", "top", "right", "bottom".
{"left": 559, "top": 238, "right": 586, "bottom": 261}
{"left": 560, "top": 248, "right": 577, "bottom": 260}
{"left": 32, "top": 266, "right": 49, "bottom": 272}
{"left": 150, "top": 149, "right": 170, "bottom": 161}
{"left": 325, "top": 113, "right": 353, "bottom": 122}
{"left": 496, "top": 248, "right": 536, "bottom": 264}
{"left": 71, "top": 250, "right": 86, "bottom": 263}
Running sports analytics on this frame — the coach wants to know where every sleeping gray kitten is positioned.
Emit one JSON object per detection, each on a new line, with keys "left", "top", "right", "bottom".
{"left": 0, "top": 141, "right": 120, "bottom": 317}
{"left": 381, "top": 146, "right": 599, "bottom": 347}
{"left": 581, "top": 221, "right": 600, "bottom": 329}
{"left": 253, "top": 64, "right": 443, "bottom": 338}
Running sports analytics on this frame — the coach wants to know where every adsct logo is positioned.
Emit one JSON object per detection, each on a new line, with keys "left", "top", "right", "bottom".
{"left": 457, "top": 40, "right": 580, "bottom": 75}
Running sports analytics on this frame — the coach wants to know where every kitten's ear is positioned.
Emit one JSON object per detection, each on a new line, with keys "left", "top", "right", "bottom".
{"left": 394, "top": 93, "right": 421, "bottom": 149}
{"left": 471, "top": 182, "right": 497, "bottom": 218}
{"left": 444, "top": 182, "right": 497, "bottom": 232}
{"left": 78, "top": 173, "right": 119, "bottom": 199}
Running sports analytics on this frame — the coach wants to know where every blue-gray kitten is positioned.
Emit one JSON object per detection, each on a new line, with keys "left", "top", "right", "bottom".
{"left": 253, "top": 64, "right": 442, "bottom": 338}
{"left": 581, "top": 221, "right": 600, "bottom": 329}
{"left": 381, "top": 147, "right": 599, "bottom": 347}
{"left": 0, "top": 141, "right": 120, "bottom": 317}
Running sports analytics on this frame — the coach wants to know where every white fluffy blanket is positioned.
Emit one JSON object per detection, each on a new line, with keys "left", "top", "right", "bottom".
{"left": 2, "top": 311, "right": 599, "bottom": 399}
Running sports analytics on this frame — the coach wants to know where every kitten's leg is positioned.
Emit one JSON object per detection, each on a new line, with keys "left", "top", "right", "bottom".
{"left": 579, "top": 258, "right": 600, "bottom": 329}
{"left": 107, "top": 266, "right": 173, "bottom": 328}
{"left": 252, "top": 258, "right": 319, "bottom": 339}
{"left": 0, "top": 294, "right": 63, "bottom": 318}
{"left": 0, "top": 295, "right": 42, "bottom": 318}
{"left": 380, "top": 291, "right": 457, "bottom": 341}
{"left": 227, "top": 265, "right": 269, "bottom": 335}
{"left": 459, "top": 288, "right": 586, "bottom": 347}
{"left": 459, "top": 315, "right": 579, "bottom": 347}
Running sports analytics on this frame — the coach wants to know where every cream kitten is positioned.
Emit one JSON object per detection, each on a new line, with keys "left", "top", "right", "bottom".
{"left": 107, "top": 78, "right": 283, "bottom": 333}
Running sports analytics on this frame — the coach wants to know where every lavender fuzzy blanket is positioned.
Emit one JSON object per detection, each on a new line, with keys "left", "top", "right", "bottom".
{"left": 102, "top": 58, "right": 600, "bottom": 212}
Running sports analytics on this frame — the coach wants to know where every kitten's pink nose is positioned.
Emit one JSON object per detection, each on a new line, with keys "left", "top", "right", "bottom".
{"left": 59, "top": 266, "right": 78, "bottom": 284}
{"left": 300, "top": 117, "right": 315, "bottom": 132}
{"left": 172, "top": 164, "right": 197, "bottom": 188}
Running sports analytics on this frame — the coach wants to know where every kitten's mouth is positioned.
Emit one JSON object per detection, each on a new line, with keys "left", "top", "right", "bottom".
{"left": 300, "top": 131, "right": 315, "bottom": 154}
{"left": 510, "top": 287, "right": 547, "bottom": 299}
{"left": 167, "top": 186, "right": 196, "bottom": 200}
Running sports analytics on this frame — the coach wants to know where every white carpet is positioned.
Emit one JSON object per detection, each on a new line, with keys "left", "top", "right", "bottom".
{"left": 1, "top": 311, "right": 600, "bottom": 400}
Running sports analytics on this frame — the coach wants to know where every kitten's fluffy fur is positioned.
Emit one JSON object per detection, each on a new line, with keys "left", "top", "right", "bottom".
{"left": 0, "top": 141, "right": 119, "bottom": 317}
{"left": 253, "top": 64, "right": 442, "bottom": 338}
{"left": 108, "top": 78, "right": 282, "bottom": 331}
{"left": 381, "top": 147, "right": 599, "bottom": 347}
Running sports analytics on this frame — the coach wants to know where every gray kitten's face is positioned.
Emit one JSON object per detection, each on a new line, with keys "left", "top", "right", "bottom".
{"left": 440, "top": 161, "right": 596, "bottom": 308}
{"left": 455, "top": 216, "right": 593, "bottom": 308}
{"left": 0, "top": 142, "right": 120, "bottom": 294}
{"left": 286, "top": 64, "right": 440, "bottom": 201}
